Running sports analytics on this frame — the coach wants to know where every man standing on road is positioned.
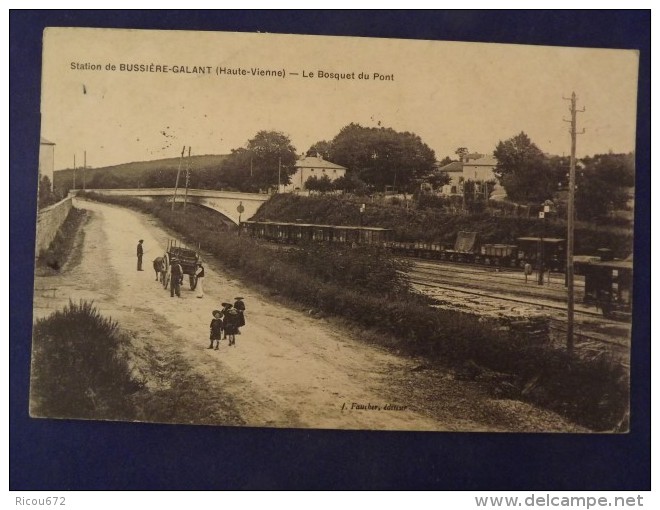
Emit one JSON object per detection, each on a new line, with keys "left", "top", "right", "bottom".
{"left": 137, "top": 239, "right": 144, "bottom": 271}
{"left": 170, "top": 258, "right": 183, "bottom": 298}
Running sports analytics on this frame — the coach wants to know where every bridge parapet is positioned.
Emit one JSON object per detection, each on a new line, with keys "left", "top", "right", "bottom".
{"left": 82, "top": 188, "right": 270, "bottom": 224}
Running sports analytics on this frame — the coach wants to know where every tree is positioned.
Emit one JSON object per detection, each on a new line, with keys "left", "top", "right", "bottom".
{"left": 305, "top": 175, "right": 335, "bottom": 193}
{"left": 438, "top": 156, "right": 454, "bottom": 167}
{"left": 426, "top": 171, "right": 451, "bottom": 190}
{"left": 328, "top": 123, "right": 436, "bottom": 192}
{"left": 332, "top": 173, "right": 370, "bottom": 195}
{"left": 493, "top": 132, "right": 555, "bottom": 203}
{"left": 222, "top": 131, "right": 298, "bottom": 191}
{"left": 306, "top": 141, "right": 332, "bottom": 159}
{"left": 38, "top": 175, "right": 57, "bottom": 209}
{"left": 455, "top": 147, "right": 469, "bottom": 162}
{"left": 575, "top": 153, "right": 634, "bottom": 220}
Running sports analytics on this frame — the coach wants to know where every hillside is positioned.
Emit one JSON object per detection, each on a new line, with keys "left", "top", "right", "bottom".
{"left": 53, "top": 154, "right": 228, "bottom": 191}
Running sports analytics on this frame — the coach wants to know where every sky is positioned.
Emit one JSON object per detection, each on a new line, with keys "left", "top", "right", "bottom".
{"left": 40, "top": 28, "right": 640, "bottom": 171}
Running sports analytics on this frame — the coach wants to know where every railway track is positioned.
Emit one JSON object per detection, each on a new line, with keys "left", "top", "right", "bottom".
{"left": 406, "top": 259, "right": 631, "bottom": 357}
{"left": 409, "top": 276, "right": 602, "bottom": 319}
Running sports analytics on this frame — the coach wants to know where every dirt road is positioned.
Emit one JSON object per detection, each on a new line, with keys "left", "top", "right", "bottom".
{"left": 32, "top": 199, "right": 586, "bottom": 432}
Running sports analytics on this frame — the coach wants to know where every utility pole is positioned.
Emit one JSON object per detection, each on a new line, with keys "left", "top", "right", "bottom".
{"left": 73, "top": 154, "right": 76, "bottom": 190}
{"left": 83, "top": 150, "right": 86, "bottom": 191}
{"left": 183, "top": 147, "right": 191, "bottom": 211}
{"left": 563, "top": 91, "right": 585, "bottom": 354}
{"left": 172, "top": 146, "right": 185, "bottom": 211}
{"left": 278, "top": 156, "right": 281, "bottom": 193}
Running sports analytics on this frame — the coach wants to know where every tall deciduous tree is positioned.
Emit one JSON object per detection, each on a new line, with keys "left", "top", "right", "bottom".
{"left": 493, "top": 132, "right": 555, "bottom": 203}
{"left": 327, "top": 123, "right": 436, "bottom": 192}
{"left": 222, "top": 131, "right": 298, "bottom": 191}
{"left": 306, "top": 141, "right": 332, "bottom": 159}
{"left": 575, "top": 152, "right": 634, "bottom": 220}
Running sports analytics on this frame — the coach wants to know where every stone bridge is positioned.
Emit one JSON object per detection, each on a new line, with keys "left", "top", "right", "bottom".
{"left": 79, "top": 188, "right": 270, "bottom": 225}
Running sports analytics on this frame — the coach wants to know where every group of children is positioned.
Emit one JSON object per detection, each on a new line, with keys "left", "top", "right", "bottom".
{"left": 209, "top": 297, "right": 246, "bottom": 350}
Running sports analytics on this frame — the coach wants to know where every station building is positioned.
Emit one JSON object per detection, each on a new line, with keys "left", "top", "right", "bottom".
{"left": 280, "top": 155, "right": 347, "bottom": 192}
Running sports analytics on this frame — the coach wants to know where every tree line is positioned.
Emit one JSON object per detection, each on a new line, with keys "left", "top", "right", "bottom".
{"left": 56, "top": 124, "right": 634, "bottom": 222}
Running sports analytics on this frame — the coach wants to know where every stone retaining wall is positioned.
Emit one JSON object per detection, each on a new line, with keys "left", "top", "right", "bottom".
{"left": 35, "top": 197, "right": 73, "bottom": 255}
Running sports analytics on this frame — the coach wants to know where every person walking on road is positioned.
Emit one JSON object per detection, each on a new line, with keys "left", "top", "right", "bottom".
{"left": 208, "top": 310, "right": 224, "bottom": 350}
{"left": 221, "top": 302, "right": 239, "bottom": 346}
{"left": 234, "top": 296, "right": 246, "bottom": 328}
{"left": 137, "top": 240, "right": 144, "bottom": 271}
{"left": 170, "top": 259, "right": 183, "bottom": 298}
{"left": 195, "top": 262, "right": 205, "bottom": 299}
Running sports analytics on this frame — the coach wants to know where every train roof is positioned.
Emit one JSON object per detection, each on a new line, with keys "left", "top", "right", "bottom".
{"left": 243, "top": 220, "right": 392, "bottom": 231}
{"left": 516, "top": 237, "right": 565, "bottom": 243}
{"left": 575, "top": 259, "right": 633, "bottom": 270}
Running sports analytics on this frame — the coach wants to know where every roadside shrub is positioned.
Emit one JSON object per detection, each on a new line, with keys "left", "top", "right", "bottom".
{"left": 30, "top": 300, "right": 142, "bottom": 420}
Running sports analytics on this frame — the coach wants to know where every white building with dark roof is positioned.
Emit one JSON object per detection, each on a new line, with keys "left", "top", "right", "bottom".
{"left": 281, "top": 155, "right": 347, "bottom": 192}
{"left": 435, "top": 160, "right": 464, "bottom": 195}
{"left": 462, "top": 154, "right": 498, "bottom": 182}
{"left": 39, "top": 137, "right": 56, "bottom": 189}
{"left": 435, "top": 153, "right": 504, "bottom": 198}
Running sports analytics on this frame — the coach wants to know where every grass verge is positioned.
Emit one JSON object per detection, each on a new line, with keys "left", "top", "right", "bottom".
{"left": 36, "top": 207, "right": 87, "bottom": 273}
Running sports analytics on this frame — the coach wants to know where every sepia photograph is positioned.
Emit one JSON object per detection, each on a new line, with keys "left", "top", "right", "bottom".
{"left": 30, "top": 26, "right": 639, "bottom": 435}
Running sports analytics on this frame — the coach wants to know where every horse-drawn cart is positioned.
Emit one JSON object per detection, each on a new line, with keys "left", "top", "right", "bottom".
{"left": 162, "top": 239, "right": 201, "bottom": 291}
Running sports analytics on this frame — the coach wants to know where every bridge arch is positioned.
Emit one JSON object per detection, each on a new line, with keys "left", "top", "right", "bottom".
{"left": 80, "top": 188, "right": 270, "bottom": 225}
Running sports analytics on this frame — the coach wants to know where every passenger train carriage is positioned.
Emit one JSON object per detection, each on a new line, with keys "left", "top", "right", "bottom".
{"left": 242, "top": 221, "right": 565, "bottom": 270}
{"left": 243, "top": 220, "right": 630, "bottom": 318}
{"left": 242, "top": 221, "right": 393, "bottom": 245}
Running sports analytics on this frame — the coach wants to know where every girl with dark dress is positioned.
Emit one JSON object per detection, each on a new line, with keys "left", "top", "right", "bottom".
{"left": 209, "top": 310, "right": 224, "bottom": 350}
{"left": 221, "top": 303, "right": 240, "bottom": 347}
{"left": 233, "top": 297, "right": 246, "bottom": 328}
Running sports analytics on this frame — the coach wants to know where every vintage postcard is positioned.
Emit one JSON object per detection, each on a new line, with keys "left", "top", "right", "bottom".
{"left": 31, "top": 27, "right": 639, "bottom": 433}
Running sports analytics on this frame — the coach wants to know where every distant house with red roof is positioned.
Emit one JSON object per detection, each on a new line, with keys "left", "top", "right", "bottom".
{"left": 281, "top": 155, "right": 347, "bottom": 192}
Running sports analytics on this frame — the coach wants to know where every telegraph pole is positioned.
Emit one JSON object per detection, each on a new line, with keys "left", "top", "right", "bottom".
{"left": 183, "top": 147, "right": 191, "bottom": 211}
{"left": 172, "top": 146, "right": 185, "bottom": 210}
{"left": 563, "top": 92, "right": 585, "bottom": 354}
{"left": 73, "top": 154, "right": 76, "bottom": 190}
{"left": 83, "top": 150, "right": 87, "bottom": 191}
{"left": 278, "top": 156, "right": 281, "bottom": 192}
